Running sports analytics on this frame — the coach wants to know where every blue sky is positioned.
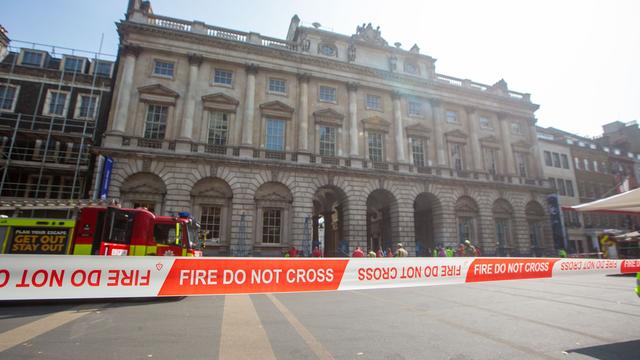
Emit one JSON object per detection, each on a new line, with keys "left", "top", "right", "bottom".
{"left": 3, "top": 0, "right": 639, "bottom": 137}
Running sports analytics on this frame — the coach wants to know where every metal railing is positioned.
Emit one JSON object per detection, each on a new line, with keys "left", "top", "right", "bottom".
{"left": 0, "top": 181, "right": 84, "bottom": 200}
{"left": 0, "top": 144, "right": 89, "bottom": 166}
{"left": 0, "top": 113, "right": 95, "bottom": 137}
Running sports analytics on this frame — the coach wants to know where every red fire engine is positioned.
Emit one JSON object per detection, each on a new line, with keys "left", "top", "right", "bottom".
{"left": 72, "top": 207, "right": 203, "bottom": 256}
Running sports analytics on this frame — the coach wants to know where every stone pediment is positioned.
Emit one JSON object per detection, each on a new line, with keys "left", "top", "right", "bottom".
{"left": 492, "top": 200, "right": 513, "bottom": 215}
{"left": 444, "top": 129, "right": 468, "bottom": 139}
{"left": 480, "top": 135, "right": 499, "bottom": 143}
{"left": 362, "top": 116, "right": 391, "bottom": 132}
{"left": 138, "top": 84, "right": 179, "bottom": 105}
{"left": 455, "top": 202, "right": 478, "bottom": 213}
{"left": 194, "top": 188, "right": 232, "bottom": 199}
{"left": 313, "top": 108, "right": 344, "bottom": 126}
{"left": 255, "top": 191, "right": 293, "bottom": 203}
{"left": 259, "top": 100, "right": 295, "bottom": 118}
{"left": 202, "top": 92, "right": 239, "bottom": 105}
{"left": 480, "top": 135, "right": 501, "bottom": 148}
{"left": 202, "top": 92, "right": 239, "bottom": 111}
{"left": 405, "top": 123, "right": 431, "bottom": 138}
{"left": 138, "top": 84, "right": 179, "bottom": 98}
{"left": 512, "top": 140, "right": 532, "bottom": 150}
{"left": 123, "top": 183, "right": 165, "bottom": 195}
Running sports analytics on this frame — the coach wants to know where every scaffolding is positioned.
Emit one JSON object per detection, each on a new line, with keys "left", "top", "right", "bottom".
{"left": 0, "top": 39, "right": 115, "bottom": 218}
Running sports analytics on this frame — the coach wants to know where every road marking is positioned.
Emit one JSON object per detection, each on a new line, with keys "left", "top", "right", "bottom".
{"left": 352, "top": 290, "right": 558, "bottom": 360}
{"left": 487, "top": 283, "right": 640, "bottom": 308}
{"left": 408, "top": 288, "right": 615, "bottom": 342}
{"left": 266, "top": 293, "right": 334, "bottom": 360}
{"left": 474, "top": 286, "right": 640, "bottom": 318}
{"left": 0, "top": 305, "right": 100, "bottom": 353}
{"left": 219, "top": 295, "right": 276, "bottom": 360}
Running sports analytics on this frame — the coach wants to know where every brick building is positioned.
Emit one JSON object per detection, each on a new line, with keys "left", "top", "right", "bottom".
{"left": 542, "top": 127, "right": 640, "bottom": 254}
{"left": 0, "top": 26, "right": 114, "bottom": 217}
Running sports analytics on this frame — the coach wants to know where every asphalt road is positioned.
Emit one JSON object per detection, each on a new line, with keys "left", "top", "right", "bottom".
{"left": 1, "top": 273, "right": 638, "bottom": 360}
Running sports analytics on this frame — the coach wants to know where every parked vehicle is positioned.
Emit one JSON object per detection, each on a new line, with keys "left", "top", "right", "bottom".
{"left": 1, "top": 207, "right": 203, "bottom": 257}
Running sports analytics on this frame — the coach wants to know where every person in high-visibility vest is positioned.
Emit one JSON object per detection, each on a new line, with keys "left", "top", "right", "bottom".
{"left": 636, "top": 273, "right": 640, "bottom": 298}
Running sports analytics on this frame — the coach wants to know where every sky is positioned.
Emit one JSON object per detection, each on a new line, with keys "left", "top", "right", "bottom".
{"left": 2, "top": 0, "right": 639, "bottom": 137}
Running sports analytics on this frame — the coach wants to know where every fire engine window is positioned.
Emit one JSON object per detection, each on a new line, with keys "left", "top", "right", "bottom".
{"left": 106, "top": 211, "right": 134, "bottom": 245}
{"left": 154, "top": 224, "right": 179, "bottom": 246}
{"left": 186, "top": 222, "right": 199, "bottom": 249}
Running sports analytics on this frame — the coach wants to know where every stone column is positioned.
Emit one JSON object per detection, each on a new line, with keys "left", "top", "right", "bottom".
{"left": 176, "top": 53, "right": 202, "bottom": 152}
{"left": 297, "top": 73, "right": 310, "bottom": 161}
{"left": 347, "top": 82, "right": 360, "bottom": 161}
{"left": 392, "top": 91, "right": 406, "bottom": 164}
{"left": 240, "top": 64, "right": 258, "bottom": 156}
{"left": 105, "top": 45, "right": 140, "bottom": 146}
{"left": 528, "top": 117, "right": 542, "bottom": 179}
{"left": 499, "top": 113, "right": 516, "bottom": 175}
{"left": 465, "top": 106, "right": 483, "bottom": 171}
{"left": 430, "top": 99, "right": 447, "bottom": 167}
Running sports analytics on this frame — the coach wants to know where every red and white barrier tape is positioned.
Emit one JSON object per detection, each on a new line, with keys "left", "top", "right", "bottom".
{"left": 0, "top": 256, "right": 639, "bottom": 300}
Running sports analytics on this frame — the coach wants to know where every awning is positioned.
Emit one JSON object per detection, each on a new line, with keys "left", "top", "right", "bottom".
{"left": 571, "top": 188, "right": 640, "bottom": 213}
{"left": 616, "top": 231, "right": 640, "bottom": 239}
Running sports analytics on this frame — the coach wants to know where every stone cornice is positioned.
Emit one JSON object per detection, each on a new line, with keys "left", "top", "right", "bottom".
{"left": 96, "top": 145, "right": 551, "bottom": 193}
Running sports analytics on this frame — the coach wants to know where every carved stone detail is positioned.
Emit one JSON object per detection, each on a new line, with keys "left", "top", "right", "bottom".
{"left": 347, "top": 43, "right": 356, "bottom": 62}
{"left": 142, "top": 159, "right": 151, "bottom": 172}
{"left": 388, "top": 55, "right": 397, "bottom": 72}
{"left": 122, "top": 44, "right": 142, "bottom": 57}
{"left": 352, "top": 23, "right": 388, "bottom": 47}
{"left": 245, "top": 63, "right": 259, "bottom": 74}
{"left": 188, "top": 53, "right": 203, "bottom": 66}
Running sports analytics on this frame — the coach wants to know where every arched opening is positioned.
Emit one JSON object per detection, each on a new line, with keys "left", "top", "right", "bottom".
{"left": 312, "top": 185, "right": 347, "bottom": 257}
{"left": 191, "top": 178, "right": 233, "bottom": 253}
{"left": 455, "top": 196, "right": 480, "bottom": 245}
{"left": 414, "top": 192, "right": 442, "bottom": 256}
{"left": 120, "top": 172, "right": 166, "bottom": 214}
{"left": 366, "top": 189, "right": 398, "bottom": 254}
{"left": 526, "top": 201, "right": 546, "bottom": 257}
{"left": 493, "top": 199, "right": 514, "bottom": 256}
{"left": 254, "top": 182, "right": 293, "bottom": 256}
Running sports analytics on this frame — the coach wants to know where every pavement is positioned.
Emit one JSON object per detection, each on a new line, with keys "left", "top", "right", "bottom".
{"left": 0, "top": 273, "right": 638, "bottom": 359}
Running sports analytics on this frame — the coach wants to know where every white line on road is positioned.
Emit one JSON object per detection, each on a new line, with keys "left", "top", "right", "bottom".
{"left": 0, "top": 305, "right": 101, "bottom": 353}
{"left": 219, "top": 295, "right": 276, "bottom": 360}
{"left": 266, "top": 293, "right": 334, "bottom": 360}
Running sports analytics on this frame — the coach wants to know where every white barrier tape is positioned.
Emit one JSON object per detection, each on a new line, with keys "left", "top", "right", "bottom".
{"left": 0, "top": 256, "right": 639, "bottom": 300}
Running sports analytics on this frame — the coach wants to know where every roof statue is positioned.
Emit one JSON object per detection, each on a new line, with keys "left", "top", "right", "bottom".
{"left": 352, "top": 23, "right": 388, "bottom": 47}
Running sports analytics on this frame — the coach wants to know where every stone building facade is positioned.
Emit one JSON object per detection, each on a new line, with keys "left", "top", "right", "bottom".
{"left": 98, "top": 0, "right": 553, "bottom": 256}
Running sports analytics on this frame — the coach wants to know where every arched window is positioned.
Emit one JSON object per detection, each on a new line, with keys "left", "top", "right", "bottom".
{"left": 255, "top": 182, "right": 293, "bottom": 247}
{"left": 526, "top": 201, "right": 546, "bottom": 256}
{"left": 455, "top": 196, "right": 479, "bottom": 244}
{"left": 120, "top": 172, "right": 166, "bottom": 214}
{"left": 191, "top": 178, "right": 233, "bottom": 246}
{"left": 493, "top": 199, "right": 514, "bottom": 256}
